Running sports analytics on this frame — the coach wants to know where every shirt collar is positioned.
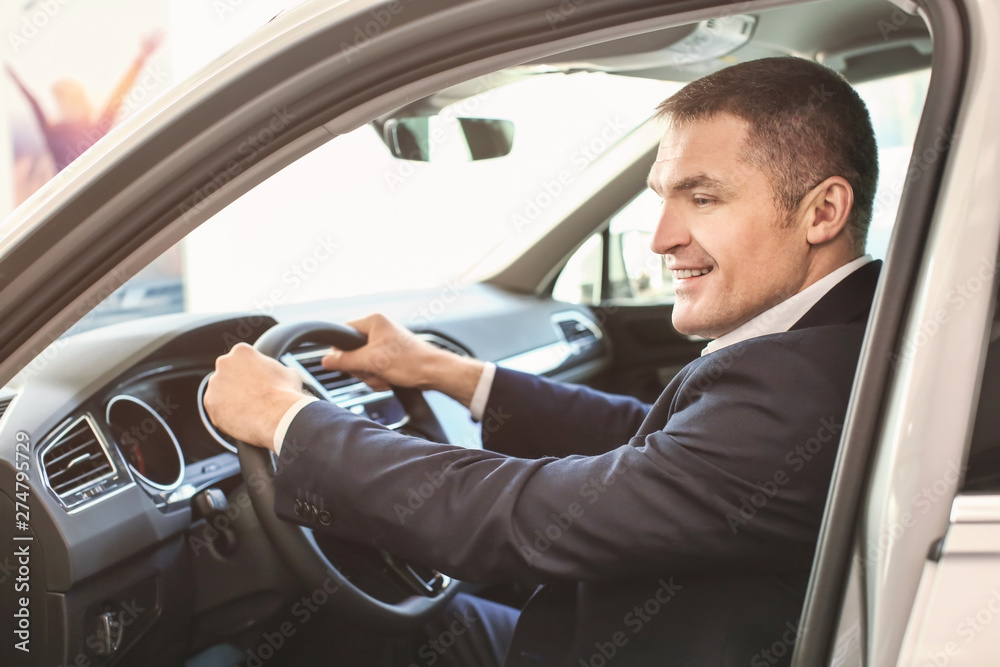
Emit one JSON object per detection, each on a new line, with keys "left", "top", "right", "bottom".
{"left": 701, "top": 255, "right": 874, "bottom": 357}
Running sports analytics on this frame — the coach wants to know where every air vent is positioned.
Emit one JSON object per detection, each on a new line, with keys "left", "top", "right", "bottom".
{"left": 553, "top": 312, "right": 602, "bottom": 350}
{"left": 0, "top": 395, "right": 14, "bottom": 422}
{"left": 556, "top": 319, "right": 596, "bottom": 345}
{"left": 286, "top": 346, "right": 367, "bottom": 399}
{"left": 417, "top": 333, "right": 472, "bottom": 357}
{"left": 43, "top": 418, "right": 112, "bottom": 494}
{"left": 41, "top": 416, "right": 130, "bottom": 511}
{"left": 296, "top": 354, "right": 360, "bottom": 393}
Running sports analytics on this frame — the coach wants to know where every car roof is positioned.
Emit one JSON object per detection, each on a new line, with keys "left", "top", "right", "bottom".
{"left": 401, "top": 0, "right": 930, "bottom": 116}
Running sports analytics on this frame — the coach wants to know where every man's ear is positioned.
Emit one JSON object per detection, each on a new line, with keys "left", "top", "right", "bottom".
{"left": 799, "top": 176, "right": 853, "bottom": 246}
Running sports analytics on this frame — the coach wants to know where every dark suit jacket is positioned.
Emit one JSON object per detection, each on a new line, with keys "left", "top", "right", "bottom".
{"left": 274, "top": 260, "right": 881, "bottom": 667}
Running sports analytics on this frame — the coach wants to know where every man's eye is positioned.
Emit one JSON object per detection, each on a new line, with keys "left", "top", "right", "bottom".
{"left": 693, "top": 196, "right": 715, "bottom": 207}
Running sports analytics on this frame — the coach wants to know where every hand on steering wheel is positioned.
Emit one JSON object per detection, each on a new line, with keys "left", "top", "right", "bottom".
{"left": 217, "top": 320, "right": 458, "bottom": 629}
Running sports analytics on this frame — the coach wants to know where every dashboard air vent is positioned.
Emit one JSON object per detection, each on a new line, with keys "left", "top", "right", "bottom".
{"left": 41, "top": 416, "right": 129, "bottom": 510}
{"left": 286, "top": 346, "right": 366, "bottom": 398}
{"left": 417, "top": 333, "right": 471, "bottom": 357}
{"left": 556, "top": 319, "right": 597, "bottom": 345}
{"left": 43, "top": 418, "right": 112, "bottom": 494}
{"left": 0, "top": 395, "right": 13, "bottom": 422}
{"left": 553, "top": 312, "right": 601, "bottom": 349}
{"left": 296, "top": 354, "right": 360, "bottom": 393}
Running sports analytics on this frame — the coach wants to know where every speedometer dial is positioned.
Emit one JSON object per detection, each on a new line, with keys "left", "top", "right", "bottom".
{"left": 106, "top": 395, "right": 185, "bottom": 490}
{"left": 119, "top": 437, "right": 148, "bottom": 476}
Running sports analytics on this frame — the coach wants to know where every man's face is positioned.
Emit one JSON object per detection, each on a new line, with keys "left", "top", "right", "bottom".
{"left": 647, "top": 113, "right": 810, "bottom": 339}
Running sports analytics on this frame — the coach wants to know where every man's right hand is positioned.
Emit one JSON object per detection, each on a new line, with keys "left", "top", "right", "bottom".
{"left": 321, "top": 314, "right": 485, "bottom": 408}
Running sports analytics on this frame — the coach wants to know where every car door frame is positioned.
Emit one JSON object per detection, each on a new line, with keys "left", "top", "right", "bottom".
{"left": 792, "top": 1, "right": 998, "bottom": 665}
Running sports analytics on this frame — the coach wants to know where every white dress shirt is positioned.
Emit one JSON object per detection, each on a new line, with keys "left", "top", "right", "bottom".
{"left": 700, "top": 254, "right": 873, "bottom": 356}
{"left": 274, "top": 255, "right": 873, "bottom": 450}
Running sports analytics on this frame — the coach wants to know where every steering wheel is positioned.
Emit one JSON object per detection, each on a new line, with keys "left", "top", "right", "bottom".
{"left": 237, "top": 320, "right": 457, "bottom": 629}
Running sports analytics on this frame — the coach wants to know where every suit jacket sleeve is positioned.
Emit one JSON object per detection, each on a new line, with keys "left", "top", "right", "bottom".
{"left": 480, "top": 367, "right": 651, "bottom": 458}
{"left": 273, "top": 328, "right": 858, "bottom": 585}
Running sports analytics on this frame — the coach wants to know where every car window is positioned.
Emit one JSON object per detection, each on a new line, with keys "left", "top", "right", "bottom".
{"left": 855, "top": 68, "right": 931, "bottom": 261}
{"left": 965, "top": 296, "right": 1000, "bottom": 492}
{"left": 552, "top": 189, "right": 673, "bottom": 306}
{"left": 66, "top": 72, "right": 679, "bottom": 335}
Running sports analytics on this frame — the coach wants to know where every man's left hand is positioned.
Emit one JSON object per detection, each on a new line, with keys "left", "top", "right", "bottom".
{"left": 204, "top": 343, "right": 309, "bottom": 451}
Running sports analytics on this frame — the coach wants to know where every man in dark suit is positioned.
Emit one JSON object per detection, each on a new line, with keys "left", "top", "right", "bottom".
{"left": 205, "top": 57, "right": 880, "bottom": 666}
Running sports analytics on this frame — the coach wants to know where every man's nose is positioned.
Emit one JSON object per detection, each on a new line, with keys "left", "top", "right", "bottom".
{"left": 649, "top": 201, "right": 689, "bottom": 255}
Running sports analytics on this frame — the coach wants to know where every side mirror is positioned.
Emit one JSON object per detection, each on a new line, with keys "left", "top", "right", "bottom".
{"left": 383, "top": 117, "right": 514, "bottom": 162}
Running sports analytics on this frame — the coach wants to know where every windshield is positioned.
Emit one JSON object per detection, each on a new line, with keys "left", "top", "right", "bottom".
{"left": 61, "top": 64, "right": 928, "bottom": 337}
{"left": 67, "top": 71, "right": 681, "bottom": 334}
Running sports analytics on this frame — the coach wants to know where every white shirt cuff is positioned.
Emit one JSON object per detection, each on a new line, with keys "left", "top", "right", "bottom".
{"left": 273, "top": 396, "right": 319, "bottom": 454}
{"left": 469, "top": 362, "right": 497, "bottom": 422}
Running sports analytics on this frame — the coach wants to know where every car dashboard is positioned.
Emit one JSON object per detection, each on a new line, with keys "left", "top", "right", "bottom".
{"left": 0, "top": 284, "right": 608, "bottom": 666}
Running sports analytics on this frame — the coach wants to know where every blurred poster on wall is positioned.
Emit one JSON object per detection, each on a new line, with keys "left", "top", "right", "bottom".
{"left": 1, "top": 0, "right": 299, "bottom": 331}
{"left": 1, "top": 0, "right": 299, "bottom": 219}
{"left": 1, "top": 0, "right": 172, "bottom": 213}
{"left": 1, "top": 0, "right": 174, "bottom": 331}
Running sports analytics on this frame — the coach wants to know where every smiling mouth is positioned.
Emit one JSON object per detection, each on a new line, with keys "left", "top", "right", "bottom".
{"left": 671, "top": 267, "right": 713, "bottom": 280}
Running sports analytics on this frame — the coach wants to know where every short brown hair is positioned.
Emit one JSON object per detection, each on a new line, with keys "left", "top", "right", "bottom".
{"left": 656, "top": 57, "right": 878, "bottom": 254}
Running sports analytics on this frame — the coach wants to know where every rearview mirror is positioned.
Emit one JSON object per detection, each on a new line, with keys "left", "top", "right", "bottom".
{"left": 383, "top": 117, "right": 514, "bottom": 162}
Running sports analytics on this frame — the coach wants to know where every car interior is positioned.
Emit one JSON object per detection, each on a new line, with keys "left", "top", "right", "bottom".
{"left": 0, "top": 0, "right": 958, "bottom": 665}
